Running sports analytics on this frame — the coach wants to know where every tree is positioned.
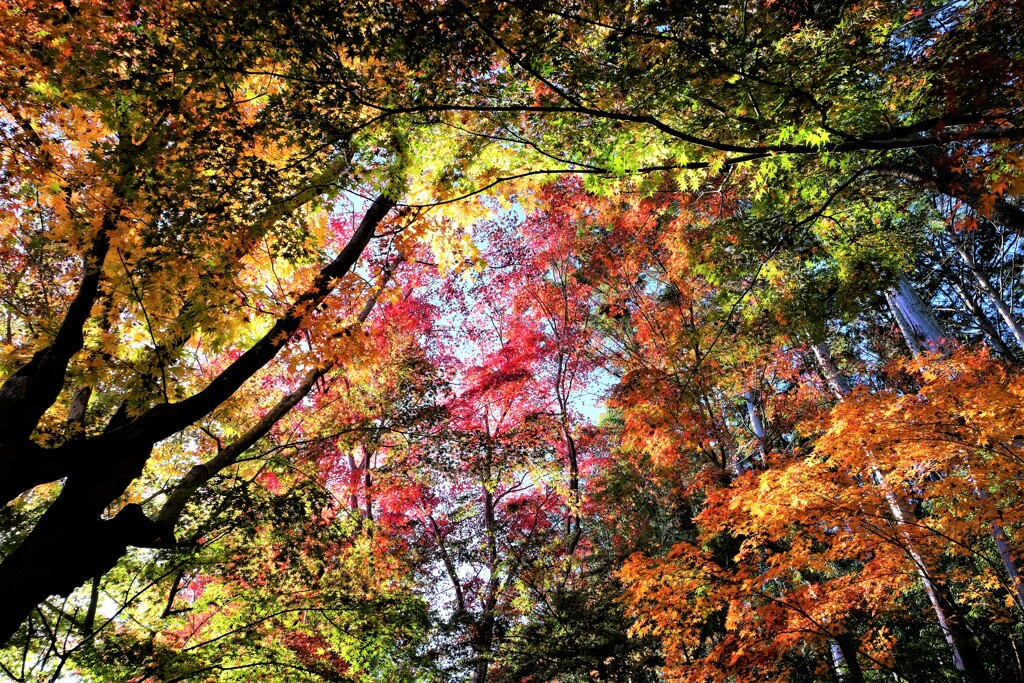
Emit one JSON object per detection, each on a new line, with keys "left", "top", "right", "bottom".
{"left": 3, "top": 1, "right": 1024, "bottom": 681}
{"left": 0, "top": 0, "right": 467, "bottom": 644}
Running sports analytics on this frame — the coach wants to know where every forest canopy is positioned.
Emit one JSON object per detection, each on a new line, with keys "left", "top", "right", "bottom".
{"left": 1, "top": 0, "right": 1024, "bottom": 681}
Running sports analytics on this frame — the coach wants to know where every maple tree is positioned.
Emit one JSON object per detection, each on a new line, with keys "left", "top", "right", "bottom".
{"left": 2, "top": 0, "right": 1024, "bottom": 682}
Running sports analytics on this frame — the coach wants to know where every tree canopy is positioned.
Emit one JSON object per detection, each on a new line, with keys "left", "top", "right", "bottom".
{"left": 2, "top": 0, "right": 1024, "bottom": 681}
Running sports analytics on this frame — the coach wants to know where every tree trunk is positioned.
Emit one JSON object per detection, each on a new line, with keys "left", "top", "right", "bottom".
{"left": 939, "top": 262, "right": 1013, "bottom": 357}
{"left": 972, "top": 481, "right": 1024, "bottom": 613}
{"left": 884, "top": 280, "right": 1024, "bottom": 621}
{"left": 0, "top": 203, "right": 118, "bottom": 446}
{"left": 0, "top": 500, "right": 168, "bottom": 644}
{"left": 744, "top": 389, "right": 768, "bottom": 466}
{"left": 831, "top": 633, "right": 866, "bottom": 683}
{"left": 0, "top": 197, "right": 395, "bottom": 645}
{"left": 872, "top": 468, "right": 985, "bottom": 679}
{"left": 348, "top": 451, "right": 360, "bottom": 512}
{"left": 362, "top": 444, "right": 374, "bottom": 522}
{"left": 475, "top": 448, "right": 499, "bottom": 683}
{"left": 952, "top": 242, "right": 1024, "bottom": 351}
{"left": 886, "top": 276, "right": 947, "bottom": 353}
{"left": 813, "top": 342, "right": 988, "bottom": 681}
{"left": 813, "top": 341, "right": 853, "bottom": 399}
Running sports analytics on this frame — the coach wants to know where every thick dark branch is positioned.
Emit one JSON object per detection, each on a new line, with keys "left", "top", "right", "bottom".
{"left": 0, "top": 196, "right": 394, "bottom": 506}
{"left": 99, "top": 151, "right": 355, "bottom": 429}
{"left": 133, "top": 194, "right": 394, "bottom": 441}
{"left": 155, "top": 246, "right": 401, "bottom": 534}
{"left": 0, "top": 197, "right": 393, "bottom": 644}
{"left": 0, "top": 502, "right": 170, "bottom": 645}
{"left": 368, "top": 99, "right": 1020, "bottom": 157}
{"left": 155, "top": 365, "right": 328, "bottom": 530}
{"left": 0, "top": 221, "right": 112, "bottom": 443}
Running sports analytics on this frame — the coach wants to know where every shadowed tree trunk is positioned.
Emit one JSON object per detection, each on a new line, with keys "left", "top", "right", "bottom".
{"left": 0, "top": 195, "right": 396, "bottom": 644}
{"left": 831, "top": 634, "right": 866, "bottom": 683}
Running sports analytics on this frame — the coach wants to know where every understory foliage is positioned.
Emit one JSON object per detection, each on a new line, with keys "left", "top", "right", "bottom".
{"left": 2, "top": 0, "right": 1024, "bottom": 682}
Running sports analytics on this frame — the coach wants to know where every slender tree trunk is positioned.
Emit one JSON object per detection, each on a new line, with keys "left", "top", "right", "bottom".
{"left": 554, "top": 353, "right": 582, "bottom": 553}
{"left": 347, "top": 451, "right": 360, "bottom": 512}
{"left": 362, "top": 445, "right": 374, "bottom": 522}
{"left": 813, "top": 341, "right": 852, "bottom": 399}
{"left": 82, "top": 575, "right": 101, "bottom": 636}
{"left": 830, "top": 641, "right": 848, "bottom": 682}
{"left": 992, "top": 524, "right": 1024, "bottom": 613}
{"left": 952, "top": 242, "right": 1024, "bottom": 351}
{"left": 885, "top": 281, "right": 1024, "bottom": 618}
{"left": 939, "top": 262, "right": 1013, "bottom": 357}
{"left": 350, "top": 443, "right": 371, "bottom": 517}
{"left": 813, "top": 341, "right": 988, "bottom": 681}
{"left": 474, "top": 450, "right": 500, "bottom": 683}
{"left": 708, "top": 394, "right": 742, "bottom": 477}
{"left": 872, "top": 467, "right": 984, "bottom": 677}
{"left": 744, "top": 389, "right": 767, "bottom": 466}
{"left": 972, "top": 481, "right": 1024, "bottom": 612}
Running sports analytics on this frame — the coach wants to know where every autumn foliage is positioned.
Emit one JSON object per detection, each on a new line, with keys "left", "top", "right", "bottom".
{"left": 2, "top": 0, "right": 1024, "bottom": 682}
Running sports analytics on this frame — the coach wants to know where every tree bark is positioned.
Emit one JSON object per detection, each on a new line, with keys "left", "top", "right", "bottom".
{"left": 871, "top": 467, "right": 986, "bottom": 678}
{"left": 0, "top": 196, "right": 395, "bottom": 508}
{"left": 744, "top": 389, "right": 767, "bottom": 466}
{"left": 0, "top": 196, "right": 395, "bottom": 645}
{"left": 813, "top": 341, "right": 852, "bottom": 399}
{"left": 886, "top": 276, "right": 947, "bottom": 353}
{"left": 0, "top": 498, "right": 169, "bottom": 644}
{"left": 884, "top": 277, "right": 1024, "bottom": 622}
{"left": 832, "top": 633, "right": 866, "bottom": 683}
{"left": 0, "top": 224, "right": 111, "bottom": 445}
